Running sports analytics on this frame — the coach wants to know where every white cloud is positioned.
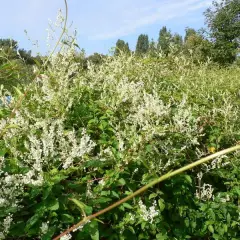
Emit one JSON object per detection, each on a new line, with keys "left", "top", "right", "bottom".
{"left": 0, "top": 0, "right": 213, "bottom": 54}
{"left": 88, "top": 0, "right": 212, "bottom": 40}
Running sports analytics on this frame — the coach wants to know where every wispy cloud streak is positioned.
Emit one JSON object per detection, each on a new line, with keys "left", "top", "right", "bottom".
{"left": 89, "top": 0, "right": 212, "bottom": 40}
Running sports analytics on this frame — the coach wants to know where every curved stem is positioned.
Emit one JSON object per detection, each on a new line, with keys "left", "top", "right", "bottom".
{"left": 43, "top": 0, "right": 68, "bottom": 68}
{"left": 52, "top": 145, "right": 240, "bottom": 240}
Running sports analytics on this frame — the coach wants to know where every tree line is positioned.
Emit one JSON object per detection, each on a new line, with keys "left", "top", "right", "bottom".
{"left": 0, "top": 0, "right": 239, "bottom": 71}
{"left": 113, "top": 0, "right": 240, "bottom": 65}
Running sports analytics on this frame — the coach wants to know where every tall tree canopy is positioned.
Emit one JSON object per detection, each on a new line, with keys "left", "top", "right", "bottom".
{"left": 0, "top": 39, "right": 18, "bottom": 50}
{"left": 204, "top": 0, "right": 240, "bottom": 64}
{"left": 0, "top": 38, "right": 34, "bottom": 64}
{"left": 184, "top": 28, "right": 197, "bottom": 42}
{"left": 114, "top": 39, "right": 130, "bottom": 56}
{"left": 135, "top": 34, "right": 149, "bottom": 56}
{"left": 157, "top": 26, "right": 172, "bottom": 55}
{"left": 148, "top": 38, "right": 158, "bottom": 57}
{"left": 172, "top": 33, "right": 183, "bottom": 51}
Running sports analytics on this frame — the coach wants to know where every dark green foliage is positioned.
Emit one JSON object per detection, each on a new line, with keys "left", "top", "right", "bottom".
{"left": 184, "top": 28, "right": 197, "bottom": 42}
{"left": 135, "top": 34, "right": 149, "bottom": 56}
{"left": 1, "top": 1, "right": 240, "bottom": 239}
{"left": 82, "top": 53, "right": 106, "bottom": 69}
{"left": 2, "top": 54, "right": 239, "bottom": 240}
{"left": 0, "top": 39, "right": 18, "bottom": 50}
{"left": 87, "top": 53, "right": 105, "bottom": 65}
{"left": 0, "top": 38, "right": 34, "bottom": 65}
{"left": 157, "top": 26, "right": 173, "bottom": 55}
{"left": 114, "top": 39, "right": 130, "bottom": 56}
{"left": 204, "top": 0, "right": 240, "bottom": 64}
{"left": 0, "top": 38, "right": 37, "bottom": 92}
{"left": 172, "top": 33, "right": 183, "bottom": 47}
{"left": 148, "top": 38, "right": 157, "bottom": 57}
{"left": 18, "top": 49, "right": 35, "bottom": 65}
{"left": 182, "top": 28, "right": 213, "bottom": 63}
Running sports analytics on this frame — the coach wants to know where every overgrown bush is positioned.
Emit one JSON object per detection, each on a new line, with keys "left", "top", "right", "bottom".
{"left": 0, "top": 30, "right": 240, "bottom": 240}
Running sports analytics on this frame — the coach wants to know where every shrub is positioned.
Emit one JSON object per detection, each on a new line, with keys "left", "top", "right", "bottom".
{"left": 0, "top": 30, "right": 240, "bottom": 240}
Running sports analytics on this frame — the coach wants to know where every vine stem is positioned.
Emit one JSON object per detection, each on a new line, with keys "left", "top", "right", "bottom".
{"left": 52, "top": 145, "right": 240, "bottom": 240}
{"left": 43, "top": 0, "right": 68, "bottom": 68}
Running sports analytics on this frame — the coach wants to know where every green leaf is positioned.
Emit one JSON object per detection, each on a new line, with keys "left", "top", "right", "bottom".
{"left": 156, "top": 233, "right": 168, "bottom": 240}
{"left": 223, "top": 224, "right": 228, "bottom": 233}
{"left": 46, "top": 198, "right": 59, "bottom": 211}
{"left": 89, "top": 220, "right": 99, "bottom": 240}
{"left": 70, "top": 198, "right": 92, "bottom": 215}
{"left": 111, "top": 191, "right": 119, "bottom": 198}
{"left": 95, "top": 218, "right": 104, "bottom": 224}
{"left": 41, "top": 227, "right": 56, "bottom": 240}
{"left": 101, "top": 190, "right": 110, "bottom": 196}
{"left": 149, "top": 193, "right": 158, "bottom": 199}
{"left": 117, "top": 178, "right": 126, "bottom": 186}
{"left": 122, "top": 203, "right": 133, "bottom": 209}
{"left": 93, "top": 197, "right": 112, "bottom": 204}
{"left": 128, "top": 226, "right": 135, "bottom": 234}
{"left": 208, "top": 225, "right": 214, "bottom": 233}
{"left": 61, "top": 214, "right": 74, "bottom": 223}
{"left": 191, "top": 221, "right": 197, "bottom": 229}
{"left": 184, "top": 175, "right": 192, "bottom": 184}
{"left": 0, "top": 149, "right": 6, "bottom": 157}
{"left": 13, "top": 86, "right": 23, "bottom": 96}
{"left": 9, "top": 221, "right": 25, "bottom": 236}
{"left": 141, "top": 221, "right": 147, "bottom": 230}
{"left": 212, "top": 233, "right": 220, "bottom": 239}
{"left": 158, "top": 199, "right": 165, "bottom": 212}
{"left": 184, "top": 218, "right": 190, "bottom": 227}
{"left": 25, "top": 211, "right": 44, "bottom": 231}
{"left": 43, "top": 186, "right": 52, "bottom": 200}
{"left": 226, "top": 213, "right": 231, "bottom": 224}
{"left": 70, "top": 198, "right": 87, "bottom": 210}
{"left": 70, "top": 198, "right": 87, "bottom": 216}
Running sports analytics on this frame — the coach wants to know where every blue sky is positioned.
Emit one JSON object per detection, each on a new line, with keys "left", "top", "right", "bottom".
{"left": 0, "top": 0, "right": 213, "bottom": 56}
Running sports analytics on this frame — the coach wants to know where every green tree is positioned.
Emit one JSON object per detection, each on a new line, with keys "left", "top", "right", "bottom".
{"left": 183, "top": 29, "right": 212, "bottom": 62}
{"left": 184, "top": 28, "right": 197, "bottom": 42}
{"left": 0, "top": 38, "right": 35, "bottom": 65}
{"left": 148, "top": 38, "right": 158, "bottom": 57}
{"left": 172, "top": 33, "right": 183, "bottom": 51}
{"left": 157, "top": 26, "right": 172, "bottom": 55}
{"left": 0, "top": 38, "right": 18, "bottom": 50}
{"left": 0, "top": 39, "right": 18, "bottom": 63}
{"left": 172, "top": 33, "right": 183, "bottom": 46}
{"left": 87, "top": 53, "right": 105, "bottom": 65}
{"left": 204, "top": 0, "right": 240, "bottom": 64}
{"left": 135, "top": 34, "right": 149, "bottom": 56}
{"left": 18, "top": 49, "right": 35, "bottom": 65}
{"left": 114, "top": 39, "right": 130, "bottom": 56}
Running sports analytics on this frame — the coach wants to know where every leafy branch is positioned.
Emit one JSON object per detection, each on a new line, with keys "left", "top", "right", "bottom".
{"left": 53, "top": 145, "right": 240, "bottom": 240}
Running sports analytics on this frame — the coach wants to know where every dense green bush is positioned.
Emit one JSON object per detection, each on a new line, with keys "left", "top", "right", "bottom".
{"left": 0, "top": 36, "right": 240, "bottom": 240}
{"left": 0, "top": 46, "right": 35, "bottom": 92}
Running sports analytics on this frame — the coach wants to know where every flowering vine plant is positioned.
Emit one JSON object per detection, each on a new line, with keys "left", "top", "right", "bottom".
{"left": 0, "top": 2, "right": 240, "bottom": 240}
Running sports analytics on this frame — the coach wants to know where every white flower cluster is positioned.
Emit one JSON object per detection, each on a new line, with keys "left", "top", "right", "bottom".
{"left": 0, "top": 23, "right": 239, "bottom": 238}
{"left": 81, "top": 53, "right": 208, "bottom": 175}
{"left": 0, "top": 214, "right": 13, "bottom": 240}
{"left": 203, "top": 155, "right": 230, "bottom": 172}
{"left": 172, "top": 96, "right": 201, "bottom": 145}
{"left": 128, "top": 90, "right": 170, "bottom": 136}
{"left": 0, "top": 35, "right": 94, "bottom": 236}
{"left": 138, "top": 200, "right": 159, "bottom": 223}
{"left": 40, "top": 221, "right": 49, "bottom": 235}
{"left": 60, "top": 233, "right": 72, "bottom": 240}
{"left": 195, "top": 183, "right": 214, "bottom": 201}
